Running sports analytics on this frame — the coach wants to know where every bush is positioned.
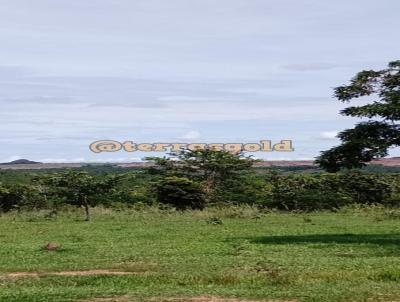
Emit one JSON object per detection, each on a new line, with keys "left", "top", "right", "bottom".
{"left": 0, "top": 183, "right": 47, "bottom": 212}
{"left": 1, "top": 168, "right": 400, "bottom": 213}
{"left": 338, "top": 170, "right": 394, "bottom": 204}
{"left": 216, "top": 173, "right": 274, "bottom": 206}
{"left": 155, "top": 176, "right": 205, "bottom": 210}
{"left": 284, "top": 189, "right": 352, "bottom": 211}
{"left": 266, "top": 171, "right": 399, "bottom": 211}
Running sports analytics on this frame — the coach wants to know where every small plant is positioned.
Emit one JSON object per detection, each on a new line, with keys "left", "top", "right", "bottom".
{"left": 206, "top": 216, "right": 223, "bottom": 225}
{"left": 382, "top": 209, "right": 400, "bottom": 220}
{"left": 370, "top": 271, "right": 400, "bottom": 282}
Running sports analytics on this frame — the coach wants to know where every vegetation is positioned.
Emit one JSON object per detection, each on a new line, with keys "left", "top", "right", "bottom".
{"left": 155, "top": 176, "right": 205, "bottom": 210}
{"left": 147, "top": 149, "right": 255, "bottom": 204}
{"left": 266, "top": 170, "right": 400, "bottom": 211}
{"left": 1, "top": 152, "right": 400, "bottom": 301}
{"left": 317, "top": 61, "right": 400, "bottom": 172}
{"left": 1, "top": 206, "right": 400, "bottom": 301}
{"left": 1, "top": 150, "right": 400, "bottom": 216}
{"left": 38, "top": 171, "right": 121, "bottom": 221}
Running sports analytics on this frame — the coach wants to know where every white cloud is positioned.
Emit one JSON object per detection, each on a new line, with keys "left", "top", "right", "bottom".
{"left": 37, "top": 157, "right": 143, "bottom": 163}
{"left": 37, "top": 157, "right": 86, "bottom": 163}
{"left": 180, "top": 130, "right": 201, "bottom": 140}
{"left": 319, "top": 131, "right": 339, "bottom": 140}
{"left": 282, "top": 63, "right": 337, "bottom": 72}
{"left": 158, "top": 96, "right": 234, "bottom": 102}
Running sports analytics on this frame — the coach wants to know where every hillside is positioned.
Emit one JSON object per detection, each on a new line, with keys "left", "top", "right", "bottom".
{"left": 0, "top": 159, "right": 42, "bottom": 165}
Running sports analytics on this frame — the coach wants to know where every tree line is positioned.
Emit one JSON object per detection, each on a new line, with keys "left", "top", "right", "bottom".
{"left": 1, "top": 149, "right": 400, "bottom": 220}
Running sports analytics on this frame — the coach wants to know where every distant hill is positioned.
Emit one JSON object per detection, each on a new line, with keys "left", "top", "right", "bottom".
{"left": 0, "top": 159, "right": 42, "bottom": 165}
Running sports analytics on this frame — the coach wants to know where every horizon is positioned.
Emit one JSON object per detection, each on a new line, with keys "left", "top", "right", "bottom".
{"left": 3, "top": 156, "right": 400, "bottom": 165}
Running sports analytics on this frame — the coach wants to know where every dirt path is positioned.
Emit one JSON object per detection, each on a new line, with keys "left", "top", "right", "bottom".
{"left": 79, "top": 296, "right": 298, "bottom": 302}
{"left": 0, "top": 269, "right": 143, "bottom": 279}
{"left": 157, "top": 297, "right": 298, "bottom": 302}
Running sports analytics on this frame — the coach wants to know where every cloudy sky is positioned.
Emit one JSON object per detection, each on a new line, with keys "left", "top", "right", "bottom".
{"left": 0, "top": 0, "right": 399, "bottom": 162}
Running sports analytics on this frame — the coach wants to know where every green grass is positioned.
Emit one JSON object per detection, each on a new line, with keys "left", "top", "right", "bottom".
{"left": 0, "top": 206, "right": 400, "bottom": 302}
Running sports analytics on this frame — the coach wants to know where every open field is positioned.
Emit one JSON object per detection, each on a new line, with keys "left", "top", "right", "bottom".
{"left": 1, "top": 207, "right": 400, "bottom": 302}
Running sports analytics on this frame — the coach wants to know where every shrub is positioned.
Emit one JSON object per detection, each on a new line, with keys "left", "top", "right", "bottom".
{"left": 266, "top": 171, "right": 398, "bottom": 211}
{"left": 338, "top": 170, "right": 394, "bottom": 204}
{"left": 0, "top": 183, "right": 47, "bottom": 212}
{"left": 217, "top": 172, "right": 274, "bottom": 207}
{"left": 155, "top": 176, "right": 205, "bottom": 210}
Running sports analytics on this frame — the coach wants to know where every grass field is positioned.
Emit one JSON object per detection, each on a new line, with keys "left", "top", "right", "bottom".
{"left": 0, "top": 206, "right": 400, "bottom": 302}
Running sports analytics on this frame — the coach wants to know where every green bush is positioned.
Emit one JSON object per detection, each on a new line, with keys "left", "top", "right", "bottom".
{"left": 215, "top": 172, "right": 273, "bottom": 206}
{"left": 338, "top": 170, "right": 394, "bottom": 204}
{"left": 155, "top": 176, "right": 205, "bottom": 210}
{"left": 0, "top": 183, "right": 47, "bottom": 212}
{"left": 266, "top": 170, "right": 399, "bottom": 211}
{"left": 1, "top": 167, "right": 400, "bottom": 213}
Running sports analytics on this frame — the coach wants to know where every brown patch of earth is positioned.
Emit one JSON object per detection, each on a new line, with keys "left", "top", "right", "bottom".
{"left": 0, "top": 269, "right": 143, "bottom": 279}
{"left": 79, "top": 296, "right": 132, "bottom": 302}
{"left": 78, "top": 296, "right": 297, "bottom": 302}
{"left": 157, "top": 297, "right": 298, "bottom": 302}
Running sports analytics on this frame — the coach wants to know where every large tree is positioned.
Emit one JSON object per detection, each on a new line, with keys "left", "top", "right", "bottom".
{"left": 317, "top": 60, "right": 400, "bottom": 172}
{"left": 147, "top": 149, "right": 256, "bottom": 204}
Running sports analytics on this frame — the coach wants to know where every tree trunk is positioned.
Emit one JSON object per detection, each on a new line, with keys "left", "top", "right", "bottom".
{"left": 204, "top": 174, "right": 216, "bottom": 203}
{"left": 83, "top": 196, "right": 90, "bottom": 221}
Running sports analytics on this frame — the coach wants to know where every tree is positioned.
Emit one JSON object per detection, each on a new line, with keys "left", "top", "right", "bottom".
{"left": 317, "top": 61, "right": 400, "bottom": 172}
{"left": 147, "top": 149, "right": 256, "bottom": 204}
{"left": 0, "top": 183, "right": 11, "bottom": 212}
{"left": 0, "top": 182, "right": 46, "bottom": 213}
{"left": 45, "top": 171, "right": 119, "bottom": 221}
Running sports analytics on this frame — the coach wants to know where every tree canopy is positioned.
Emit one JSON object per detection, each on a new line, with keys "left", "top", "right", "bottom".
{"left": 147, "top": 149, "right": 256, "bottom": 204}
{"left": 317, "top": 60, "right": 400, "bottom": 172}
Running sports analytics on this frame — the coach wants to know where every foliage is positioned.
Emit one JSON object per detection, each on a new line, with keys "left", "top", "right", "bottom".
{"left": 0, "top": 182, "right": 47, "bottom": 212}
{"left": 317, "top": 60, "right": 400, "bottom": 172}
{"left": 148, "top": 149, "right": 256, "bottom": 205}
{"left": 41, "top": 170, "right": 120, "bottom": 220}
{"left": 1, "top": 165, "right": 400, "bottom": 213}
{"left": 155, "top": 176, "right": 205, "bottom": 210}
{"left": 217, "top": 171, "right": 274, "bottom": 206}
{"left": 266, "top": 170, "right": 400, "bottom": 211}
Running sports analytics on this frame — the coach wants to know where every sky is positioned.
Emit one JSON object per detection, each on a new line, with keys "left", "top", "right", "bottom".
{"left": 0, "top": 0, "right": 399, "bottom": 162}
